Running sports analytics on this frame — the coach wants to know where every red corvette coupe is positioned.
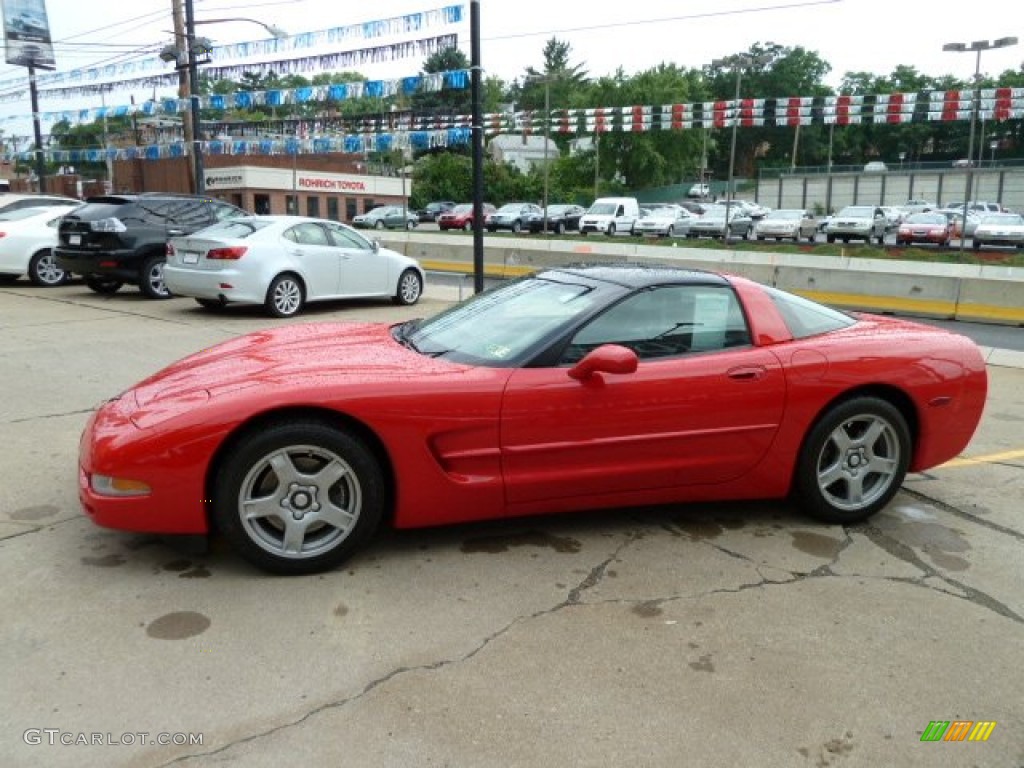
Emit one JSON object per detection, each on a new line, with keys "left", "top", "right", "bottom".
{"left": 78, "top": 265, "right": 988, "bottom": 574}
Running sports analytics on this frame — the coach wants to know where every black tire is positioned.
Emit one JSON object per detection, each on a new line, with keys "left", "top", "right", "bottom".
{"left": 606, "top": 223, "right": 616, "bottom": 237}
{"left": 139, "top": 255, "right": 172, "bottom": 299}
{"left": 265, "top": 273, "right": 305, "bottom": 318}
{"left": 84, "top": 275, "right": 123, "bottom": 294}
{"left": 28, "top": 249, "right": 69, "bottom": 287}
{"left": 196, "top": 298, "right": 227, "bottom": 311}
{"left": 972, "top": 239, "right": 981, "bottom": 251}
{"left": 794, "top": 397, "right": 911, "bottom": 525}
{"left": 392, "top": 268, "right": 422, "bottom": 306}
{"left": 212, "top": 420, "right": 385, "bottom": 574}
{"left": 374, "top": 220, "right": 385, "bottom": 230}
{"left": 826, "top": 234, "right": 836, "bottom": 244}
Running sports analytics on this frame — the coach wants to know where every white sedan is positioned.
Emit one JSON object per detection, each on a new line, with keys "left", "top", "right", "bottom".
{"left": 633, "top": 205, "right": 694, "bottom": 237}
{"left": 164, "top": 215, "right": 426, "bottom": 318}
{"left": 971, "top": 213, "right": 1024, "bottom": 250}
{"left": 0, "top": 204, "right": 80, "bottom": 286}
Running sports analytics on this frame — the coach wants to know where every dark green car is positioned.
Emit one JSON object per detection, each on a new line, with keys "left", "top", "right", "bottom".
{"left": 352, "top": 205, "right": 418, "bottom": 230}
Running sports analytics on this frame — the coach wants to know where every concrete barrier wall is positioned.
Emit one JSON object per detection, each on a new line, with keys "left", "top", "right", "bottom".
{"left": 383, "top": 232, "right": 1024, "bottom": 326}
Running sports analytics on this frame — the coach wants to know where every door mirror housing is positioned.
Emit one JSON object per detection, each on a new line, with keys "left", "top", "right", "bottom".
{"left": 568, "top": 344, "right": 639, "bottom": 381}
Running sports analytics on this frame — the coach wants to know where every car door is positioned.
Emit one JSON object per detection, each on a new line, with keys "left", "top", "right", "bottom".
{"left": 324, "top": 222, "right": 390, "bottom": 296}
{"left": 500, "top": 284, "right": 786, "bottom": 506}
{"left": 281, "top": 222, "right": 341, "bottom": 298}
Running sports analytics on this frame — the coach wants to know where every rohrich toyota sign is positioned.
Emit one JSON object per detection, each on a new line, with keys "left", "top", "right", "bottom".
{"left": 297, "top": 177, "right": 368, "bottom": 192}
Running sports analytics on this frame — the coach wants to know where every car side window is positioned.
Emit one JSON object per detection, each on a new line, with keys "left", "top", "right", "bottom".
{"left": 211, "top": 202, "right": 245, "bottom": 221}
{"left": 286, "top": 222, "right": 330, "bottom": 246}
{"left": 324, "top": 222, "right": 373, "bottom": 251}
{"left": 560, "top": 285, "right": 751, "bottom": 365}
{"left": 162, "top": 199, "right": 209, "bottom": 229}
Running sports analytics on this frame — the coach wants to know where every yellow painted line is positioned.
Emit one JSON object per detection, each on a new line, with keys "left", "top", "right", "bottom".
{"left": 951, "top": 303, "right": 1024, "bottom": 324}
{"left": 938, "top": 448, "right": 1024, "bottom": 468}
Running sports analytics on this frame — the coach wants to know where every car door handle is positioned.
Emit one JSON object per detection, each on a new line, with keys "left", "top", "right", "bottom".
{"left": 727, "top": 366, "right": 766, "bottom": 381}
{"left": 167, "top": 229, "right": 185, "bottom": 236}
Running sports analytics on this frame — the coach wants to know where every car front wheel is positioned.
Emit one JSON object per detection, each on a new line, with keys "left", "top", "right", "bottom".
{"left": 213, "top": 420, "right": 385, "bottom": 574}
{"left": 265, "top": 273, "right": 305, "bottom": 318}
{"left": 139, "top": 255, "right": 171, "bottom": 299}
{"left": 795, "top": 397, "right": 910, "bottom": 525}
{"left": 28, "top": 249, "right": 69, "bottom": 286}
{"left": 393, "top": 268, "right": 422, "bottom": 305}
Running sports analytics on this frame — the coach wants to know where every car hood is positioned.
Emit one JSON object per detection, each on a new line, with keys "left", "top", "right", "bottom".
{"left": 130, "top": 322, "right": 462, "bottom": 406}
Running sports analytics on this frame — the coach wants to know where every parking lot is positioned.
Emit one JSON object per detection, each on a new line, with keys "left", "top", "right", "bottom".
{"left": 2, "top": 278, "right": 1023, "bottom": 767}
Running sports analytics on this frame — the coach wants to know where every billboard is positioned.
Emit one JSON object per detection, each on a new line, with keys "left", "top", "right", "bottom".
{"left": 2, "top": 0, "right": 56, "bottom": 70}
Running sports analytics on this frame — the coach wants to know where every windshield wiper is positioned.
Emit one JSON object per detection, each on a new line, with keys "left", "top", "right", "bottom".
{"left": 394, "top": 319, "right": 423, "bottom": 352}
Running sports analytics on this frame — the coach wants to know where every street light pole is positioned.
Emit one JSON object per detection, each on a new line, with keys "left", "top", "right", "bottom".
{"left": 711, "top": 54, "right": 768, "bottom": 243}
{"left": 942, "top": 36, "right": 1018, "bottom": 252}
{"left": 543, "top": 78, "right": 550, "bottom": 234}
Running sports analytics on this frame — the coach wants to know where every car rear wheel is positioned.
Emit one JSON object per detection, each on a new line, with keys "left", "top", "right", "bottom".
{"left": 393, "top": 268, "right": 422, "bottom": 306}
{"left": 374, "top": 221, "right": 385, "bottom": 230}
{"left": 512, "top": 221, "right": 522, "bottom": 234}
{"left": 84, "top": 275, "right": 122, "bottom": 294}
{"left": 265, "top": 273, "right": 305, "bottom": 318}
{"left": 795, "top": 397, "right": 910, "bottom": 525}
{"left": 606, "top": 223, "right": 616, "bottom": 237}
{"left": 212, "top": 420, "right": 385, "bottom": 574}
{"left": 826, "top": 234, "right": 835, "bottom": 243}
{"left": 139, "top": 255, "right": 172, "bottom": 299}
{"left": 28, "top": 250, "right": 69, "bottom": 286}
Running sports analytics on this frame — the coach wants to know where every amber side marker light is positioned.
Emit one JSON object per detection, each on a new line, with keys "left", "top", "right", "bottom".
{"left": 91, "top": 475, "right": 151, "bottom": 497}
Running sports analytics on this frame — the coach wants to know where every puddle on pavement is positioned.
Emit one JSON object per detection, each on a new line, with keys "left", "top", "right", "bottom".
{"left": 9, "top": 505, "right": 59, "bottom": 521}
{"left": 146, "top": 611, "right": 211, "bottom": 640}
{"left": 790, "top": 531, "right": 843, "bottom": 559}
{"left": 884, "top": 509, "right": 972, "bottom": 572}
{"left": 179, "top": 566, "right": 210, "bottom": 579}
{"left": 334, "top": 603, "right": 349, "bottom": 618}
{"left": 631, "top": 600, "right": 663, "bottom": 618}
{"left": 81, "top": 553, "right": 126, "bottom": 567}
{"left": 460, "top": 530, "right": 581, "bottom": 554}
{"left": 688, "top": 654, "right": 715, "bottom": 673}
{"left": 162, "top": 559, "right": 193, "bottom": 572}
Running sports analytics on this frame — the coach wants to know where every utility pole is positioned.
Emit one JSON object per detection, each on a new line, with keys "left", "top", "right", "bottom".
{"left": 171, "top": 0, "right": 196, "bottom": 193}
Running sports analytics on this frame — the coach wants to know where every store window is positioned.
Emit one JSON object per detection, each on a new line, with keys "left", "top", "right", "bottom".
{"left": 345, "top": 198, "right": 358, "bottom": 221}
{"left": 306, "top": 196, "right": 320, "bottom": 217}
{"left": 327, "top": 197, "right": 340, "bottom": 221}
{"left": 286, "top": 195, "right": 298, "bottom": 215}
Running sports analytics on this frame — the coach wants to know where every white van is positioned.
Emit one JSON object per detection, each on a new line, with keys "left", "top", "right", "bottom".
{"left": 579, "top": 196, "right": 640, "bottom": 236}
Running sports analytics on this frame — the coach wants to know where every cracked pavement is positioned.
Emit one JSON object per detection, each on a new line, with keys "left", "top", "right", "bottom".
{"left": 1, "top": 282, "right": 1023, "bottom": 767}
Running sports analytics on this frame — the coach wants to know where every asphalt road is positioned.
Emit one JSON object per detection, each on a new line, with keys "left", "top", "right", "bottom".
{"left": 1, "top": 279, "right": 1022, "bottom": 767}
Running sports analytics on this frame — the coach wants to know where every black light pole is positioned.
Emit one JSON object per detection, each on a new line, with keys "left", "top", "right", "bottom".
{"left": 942, "top": 37, "right": 1018, "bottom": 253}
{"left": 470, "top": 0, "right": 484, "bottom": 294}
{"left": 28, "top": 66, "right": 46, "bottom": 192}
{"left": 185, "top": 0, "right": 205, "bottom": 195}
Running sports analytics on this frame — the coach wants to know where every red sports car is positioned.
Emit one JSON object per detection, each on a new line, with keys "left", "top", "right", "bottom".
{"left": 78, "top": 265, "right": 988, "bottom": 574}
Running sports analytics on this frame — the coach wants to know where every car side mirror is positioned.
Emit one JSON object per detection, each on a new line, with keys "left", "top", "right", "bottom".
{"left": 568, "top": 344, "right": 639, "bottom": 381}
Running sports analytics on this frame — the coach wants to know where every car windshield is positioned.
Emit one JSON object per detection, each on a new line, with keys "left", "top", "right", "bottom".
{"left": 546, "top": 205, "right": 569, "bottom": 215}
{"left": 450, "top": 204, "right": 472, "bottom": 214}
{"left": 980, "top": 213, "right": 1023, "bottom": 225}
{"left": 766, "top": 210, "right": 803, "bottom": 220}
{"left": 496, "top": 204, "right": 522, "bottom": 213}
{"left": 588, "top": 203, "right": 616, "bottom": 215}
{"left": 838, "top": 207, "right": 874, "bottom": 218}
{"left": 404, "top": 275, "right": 605, "bottom": 366}
{"left": 906, "top": 213, "right": 947, "bottom": 225}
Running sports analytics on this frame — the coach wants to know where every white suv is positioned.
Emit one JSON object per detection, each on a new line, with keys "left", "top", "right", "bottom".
{"left": 825, "top": 205, "right": 887, "bottom": 244}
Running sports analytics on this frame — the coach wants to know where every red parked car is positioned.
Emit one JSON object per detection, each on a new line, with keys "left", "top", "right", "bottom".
{"left": 895, "top": 212, "right": 954, "bottom": 247}
{"left": 437, "top": 202, "right": 496, "bottom": 231}
{"left": 78, "top": 265, "right": 987, "bottom": 574}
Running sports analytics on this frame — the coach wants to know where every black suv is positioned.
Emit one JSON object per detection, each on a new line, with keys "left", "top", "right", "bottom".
{"left": 55, "top": 193, "right": 247, "bottom": 298}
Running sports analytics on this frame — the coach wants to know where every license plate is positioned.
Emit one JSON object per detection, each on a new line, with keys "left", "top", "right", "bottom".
{"left": 182, "top": 252, "right": 200, "bottom": 265}
{"left": 69, "top": 234, "right": 81, "bottom": 245}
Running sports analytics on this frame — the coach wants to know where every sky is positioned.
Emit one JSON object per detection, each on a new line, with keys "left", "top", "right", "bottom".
{"left": 0, "top": 0, "right": 1021, "bottom": 139}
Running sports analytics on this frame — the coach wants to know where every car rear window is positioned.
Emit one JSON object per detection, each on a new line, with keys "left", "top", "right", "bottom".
{"left": 763, "top": 286, "right": 855, "bottom": 339}
{"left": 194, "top": 219, "right": 272, "bottom": 239}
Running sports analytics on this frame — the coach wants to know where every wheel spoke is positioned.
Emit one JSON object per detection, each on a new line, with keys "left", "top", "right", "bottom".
{"left": 865, "top": 454, "right": 898, "bottom": 477}
{"left": 844, "top": 473, "right": 866, "bottom": 505}
{"left": 859, "top": 419, "right": 887, "bottom": 449}
{"left": 818, "top": 459, "right": 846, "bottom": 489}
{"left": 827, "top": 426, "right": 853, "bottom": 453}
{"left": 267, "top": 451, "right": 300, "bottom": 485}
{"left": 243, "top": 494, "right": 282, "bottom": 521}
{"left": 310, "top": 459, "right": 348, "bottom": 490}
{"left": 317, "top": 501, "right": 357, "bottom": 532}
{"left": 280, "top": 519, "right": 307, "bottom": 554}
